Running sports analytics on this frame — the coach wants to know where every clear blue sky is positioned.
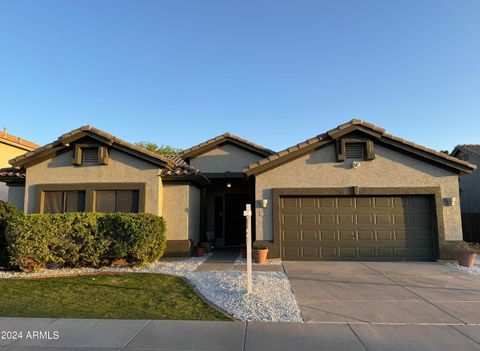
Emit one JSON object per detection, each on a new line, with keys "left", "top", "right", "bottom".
{"left": 1, "top": 0, "right": 479, "bottom": 152}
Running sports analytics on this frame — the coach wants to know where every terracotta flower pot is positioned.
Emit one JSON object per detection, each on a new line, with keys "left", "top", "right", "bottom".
{"left": 253, "top": 249, "right": 268, "bottom": 264}
{"left": 195, "top": 246, "right": 205, "bottom": 257}
{"left": 457, "top": 252, "right": 477, "bottom": 268}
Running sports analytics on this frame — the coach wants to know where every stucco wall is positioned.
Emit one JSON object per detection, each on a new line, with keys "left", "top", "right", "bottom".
{"left": 162, "top": 183, "right": 201, "bottom": 243}
{"left": 7, "top": 185, "right": 25, "bottom": 210}
{"left": 457, "top": 151, "right": 480, "bottom": 213}
{"left": 0, "top": 142, "right": 30, "bottom": 202}
{"left": 190, "top": 143, "right": 264, "bottom": 173}
{"left": 0, "top": 142, "right": 29, "bottom": 168}
{"left": 255, "top": 143, "right": 463, "bottom": 242}
{"left": 24, "top": 148, "right": 162, "bottom": 215}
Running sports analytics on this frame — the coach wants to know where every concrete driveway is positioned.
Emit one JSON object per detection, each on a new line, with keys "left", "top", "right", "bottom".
{"left": 284, "top": 261, "right": 480, "bottom": 324}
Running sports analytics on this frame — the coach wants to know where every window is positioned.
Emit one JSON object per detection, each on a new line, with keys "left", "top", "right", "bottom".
{"left": 345, "top": 143, "right": 366, "bottom": 159}
{"left": 95, "top": 190, "right": 139, "bottom": 213}
{"left": 43, "top": 190, "right": 86, "bottom": 214}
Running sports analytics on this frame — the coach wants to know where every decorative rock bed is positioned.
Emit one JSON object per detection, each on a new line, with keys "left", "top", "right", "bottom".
{"left": 0, "top": 255, "right": 303, "bottom": 322}
{"left": 447, "top": 262, "right": 480, "bottom": 275}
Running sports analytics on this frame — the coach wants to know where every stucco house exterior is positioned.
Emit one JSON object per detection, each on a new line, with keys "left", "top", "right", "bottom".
{"left": 451, "top": 145, "right": 480, "bottom": 242}
{"left": 0, "top": 120, "right": 475, "bottom": 260}
{"left": 0, "top": 128, "right": 39, "bottom": 204}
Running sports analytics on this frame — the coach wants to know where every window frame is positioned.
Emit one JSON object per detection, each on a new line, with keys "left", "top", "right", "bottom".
{"left": 43, "top": 190, "right": 86, "bottom": 214}
{"left": 36, "top": 183, "right": 146, "bottom": 214}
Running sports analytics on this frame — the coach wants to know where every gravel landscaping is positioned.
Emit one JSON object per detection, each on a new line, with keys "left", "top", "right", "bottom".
{"left": 447, "top": 262, "right": 480, "bottom": 275}
{"left": 0, "top": 255, "right": 303, "bottom": 322}
{"left": 189, "top": 271, "right": 302, "bottom": 322}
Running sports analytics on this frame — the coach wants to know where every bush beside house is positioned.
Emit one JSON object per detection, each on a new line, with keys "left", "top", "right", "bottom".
{"left": 5, "top": 212, "right": 166, "bottom": 272}
{"left": 0, "top": 201, "right": 22, "bottom": 267}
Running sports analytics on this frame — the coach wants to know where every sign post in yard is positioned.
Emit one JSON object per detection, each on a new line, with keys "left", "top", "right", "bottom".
{"left": 243, "top": 204, "right": 253, "bottom": 294}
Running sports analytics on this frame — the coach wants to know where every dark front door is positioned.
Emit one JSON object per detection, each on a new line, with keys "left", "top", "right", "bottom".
{"left": 225, "top": 194, "right": 249, "bottom": 246}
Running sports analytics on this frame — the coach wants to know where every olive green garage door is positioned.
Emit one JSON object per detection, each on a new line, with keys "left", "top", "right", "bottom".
{"left": 280, "top": 196, "right": 436, "bottom": 261}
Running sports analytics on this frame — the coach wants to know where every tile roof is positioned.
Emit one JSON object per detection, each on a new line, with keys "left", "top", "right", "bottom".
{"left": 180, "top": 132, "right": 275, "bottom": 158}
{"left": 0, "top": 167, "right": 25, "bottom": 181}
{"left": 244, "top": 119, "right": 476, "bottom": 175}
{"left": 0, "top": 129, "right": 39, "bottom": 151}
{"left": 452, "top": 144, "right": 480, "bottom": 156}
{"left": 10, "top": 125, "right": 174, "bottom": 168}
{"left": 161, "top": 155, "right": 202, "bottom": 176}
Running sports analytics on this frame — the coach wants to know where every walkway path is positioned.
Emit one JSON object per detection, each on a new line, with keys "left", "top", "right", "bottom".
{"left": 1, "top": 318, "right": 480, "bottom": 350}
{"left": 194, "top": 249, "right": 283, "bottom": 272}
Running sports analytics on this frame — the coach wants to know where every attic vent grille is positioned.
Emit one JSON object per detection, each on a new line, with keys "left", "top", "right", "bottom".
{"left": 345, "top": 143, "right": 365, "bottom": 159}
{"left": 83, "top": 148, "right": 98, "bottom": 164}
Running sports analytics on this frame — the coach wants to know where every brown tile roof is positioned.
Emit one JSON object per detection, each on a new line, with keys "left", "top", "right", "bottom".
{"left": 180, "top": 132, "right": 275, "bottom": 159}
{"left": 244, "top": 119, "right": 476, "bottom": 175}
{"left": 452, "top": 144, "right": 480, "bottom": 157}
{"left": 0, "top": 129, "right": 39, "bottom": 151}
{"left": 7, "top": 126, "right": 208, "bottom": 184}
{"left": 0, "top": 167, "right": 25, "bottom": 182}
{"left": 10, "top": 125, "right": 175, "bottom": 169}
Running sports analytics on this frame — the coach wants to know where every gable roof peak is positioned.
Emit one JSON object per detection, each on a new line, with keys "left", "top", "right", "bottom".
{"left": 244, "top": 119, "right": 476, "bottom": 176}
{"left": 9, "top": 125, "right": 175, "bottom": 169}
{"left": 180, "top": 132, "right": 275, "bottom": 159}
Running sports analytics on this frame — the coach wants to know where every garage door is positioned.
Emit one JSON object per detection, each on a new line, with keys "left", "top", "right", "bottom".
{"left": 280, "top": 196, "right": 436, "bottom": 261}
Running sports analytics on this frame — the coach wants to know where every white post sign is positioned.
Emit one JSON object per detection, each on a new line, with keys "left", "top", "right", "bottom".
{"left": 243, "top": 204, "right": 253, "bottom": 294}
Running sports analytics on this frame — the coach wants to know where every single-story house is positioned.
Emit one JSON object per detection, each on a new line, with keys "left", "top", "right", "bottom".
{"left": 0, "top": 120, "right": 476, "bottom": 260}
{"left": 0, "top": 128, "right": 39, "bottom": 203}
{"left": 451, "top": 145, "right": 480, "bottom": 242}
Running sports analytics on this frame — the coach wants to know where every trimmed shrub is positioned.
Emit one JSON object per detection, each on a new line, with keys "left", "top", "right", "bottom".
{"left": 5, "top": 212, "right": 166, "bottom": 272}
{"left": 0, "top": 201, "right": 22, "bottom": 267}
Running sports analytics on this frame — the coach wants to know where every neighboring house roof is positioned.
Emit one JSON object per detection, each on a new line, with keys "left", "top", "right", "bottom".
{"left": 0, "top": 167, "right": 25, "bottom": 183}
{"left": 180, "top": 132, "right": 275, "bottom": 159}
{"left": 244, "top": 119, "right": 477, "bottom": 176}
{"left": 451, "top": 144, "right": 480, "bottom": 157}
{"left": 0, "top": 128, "right": 39, "bottom": 151}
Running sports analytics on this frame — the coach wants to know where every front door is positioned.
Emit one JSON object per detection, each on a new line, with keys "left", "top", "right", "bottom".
{"left": 225, "top": 194, "right": 249, "bottom": 246}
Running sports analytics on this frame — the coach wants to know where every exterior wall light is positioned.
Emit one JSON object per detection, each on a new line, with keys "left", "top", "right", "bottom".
{"left": 261, "top": 199, "right": 269, "bottom": 208}
{"left": 443, "top": 197, "right": 456, "bottom": 207}
{"left": 226, "top": 183, "right": 232, "bottom": 188}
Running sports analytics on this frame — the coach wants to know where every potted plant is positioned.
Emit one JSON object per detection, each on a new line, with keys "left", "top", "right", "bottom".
{"left": 253, "top": 245, "right": 269, "bottom": 264}
{"left": 195, "top": 245, "right": 205, "bottom": 257}
{"left": 457, "top": 243, "right": 479, "bottom": 268}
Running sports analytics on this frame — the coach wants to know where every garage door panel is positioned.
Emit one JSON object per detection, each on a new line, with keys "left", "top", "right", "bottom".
{"left": 302, "top": 247, "right": 319, "bottom": 258}
{"left": 319, "top": 214, "right": 336, "bottom": 224}
{"left": 357, "top": 213, "right": 374, "bottom": 224}
{"left": 358, "top": 231, "right": 374, "bottom": 240}
{"left": 300, "top": 198, "right": 317, "bottom": 208}
{"left": 375, "top": 213, "right": 393, "bottom": 224}
{"left": 280, "top": 195, "right": 435, "bottom": 261}
{"left": 302, "top": 230, "right": 318, "bottom": 240}
{"left": 339, "top": 214, "right": 355, "bottom": 224}
{"left": 300, "top": 214, "right": 317, "bottom": 225}
{"left": 338, "top": 198, "right": 354, "bottom": 207}
{"left": 320, "top": 231, "right": 336, "bottom": 240}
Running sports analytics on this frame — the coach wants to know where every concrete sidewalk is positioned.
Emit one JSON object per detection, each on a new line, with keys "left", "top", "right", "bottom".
{"left": 1, "top": 318, "right": 480, "bottom": 350}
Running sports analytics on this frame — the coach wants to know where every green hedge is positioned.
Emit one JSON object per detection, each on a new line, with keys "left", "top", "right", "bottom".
{"left": 0, "top": 201, "right": 22, "bottom": 267}
{"left": 6, "top": 212, "right": 166, "bottom": 272}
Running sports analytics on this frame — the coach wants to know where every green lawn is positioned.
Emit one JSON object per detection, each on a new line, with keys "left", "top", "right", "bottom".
{"left": 0, "top": 273, "right": 232, "bottom": 320}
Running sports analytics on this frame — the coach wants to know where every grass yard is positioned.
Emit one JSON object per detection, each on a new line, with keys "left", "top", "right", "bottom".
{"left": 0, "top": 273, "right": 232, "bottom": 320}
